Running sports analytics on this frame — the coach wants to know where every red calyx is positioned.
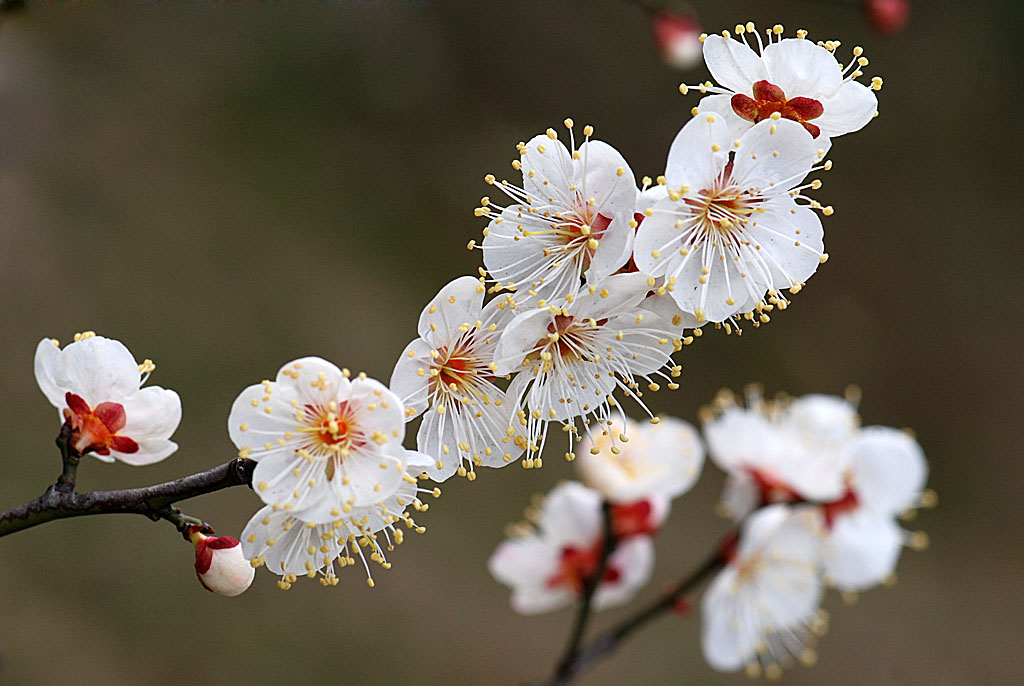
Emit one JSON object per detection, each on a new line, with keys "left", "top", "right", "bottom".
{"left": 63, "top": 392, "right": 138, "bottom": 456}
{"left": 731, "top": 80, "right": 825, "bottom": 138}
{"left": 611, "top": 500, "right": 660, "bottom": 538}
{"left": 546, "top": 541, "right": 621, "bottom": 595}
{"left": 821, "top": 488, "right": 860, "bottom": 529}
{"left": 194, "top": 535, "right": 241, "bottom": 576}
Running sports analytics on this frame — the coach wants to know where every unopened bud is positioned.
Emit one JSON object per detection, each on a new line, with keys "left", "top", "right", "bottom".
{"left": 863, "top": 0, "right": 910, "bottom": 36}
{"left": 193, "top": 534, "right": 255, "bottom": 597}
{"left": 651, "top": 11, "right": 703, "bottom": 70}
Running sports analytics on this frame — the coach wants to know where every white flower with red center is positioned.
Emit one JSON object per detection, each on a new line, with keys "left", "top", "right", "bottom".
{"left": 191, "top": 533, "right": 255, "bottom": 597}
{"left": 682, "top": 22, "right": 880, "bottom": 142}
{"left": 390, "top": 276, "right": 524, "bottom": 482}
{"left": 634, "top": 114, "right": 829, "bottom": 325}
{"left": 228, "top": 358, "right": 415, "bottom": 525}
{"left": 34, "top": 333, "right": 182, "bottom": 465}
{"left": 493, "top": 272, "right": 682, "bottom": 462}
{"left": 818, "top": 426, "right": 928, "bottom": 591}
{"left": 576, "top": 415, "right": 705, "bottom": 503}
{"left": 704, "top": 391, "right": 860, "bottom": 519}
{"left": 702, "top": 504, "right": 826, "bottom": 677}
{"left": 241, "top": 473, "right": 433, "bottom": 589}
{"left": 476, "top": 121, "right": 637, "bottom": 304}
{"left": 488, "top": 482, "right": 654, "bottom": 614}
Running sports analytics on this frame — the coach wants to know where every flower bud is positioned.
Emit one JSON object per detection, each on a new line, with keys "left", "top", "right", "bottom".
{"left": 651, "top": 11, "right": 702, "bottom": 70}
{"left": 863, "top": 0, "right": 910, "bottom": 36}
{"left": 193, "top": 534, "right": 255, "bottom": 597}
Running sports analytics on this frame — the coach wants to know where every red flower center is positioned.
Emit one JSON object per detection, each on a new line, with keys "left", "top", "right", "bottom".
{"left": 611, "top": 500, "right": 659, "bottom": 538}
{"left": 63, "top": 392, "right": 139, "bottom": 457}
{"left": 731, "top": 80, "right": 825, "bottom": 138}
{"left": 546, "top": 541, "right": 621, "bottom": 594}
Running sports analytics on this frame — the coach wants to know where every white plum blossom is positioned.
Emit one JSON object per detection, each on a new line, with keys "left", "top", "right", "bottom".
{"left": 492, "top": 272, "right": 682, "bottom": 463}
{"left": 390, "top": 276, "right": 524, "bottom": 481}
{"left": 241, "top": 473, "right": 433, "bottom": 589}
{"left": 683, "top": 22, "right": 880, "bottom": 143}
{"left": 704, "top": 391, "right": 860, "bottom": 519}
{"left": 476, "top": 121, "right": 638, "bottom": 304}
{"left": 702, "top": 504, "right": 826, "bottom": 677}
{"left": 820, "top": 426, "right": 928, "bottom": 591}
{"left": 575, "top": 415, "right": 705, "bottom": 503}
{"left": 34, "top": 332, "right": 182, "bottom": 465}
{"left": 635, "top": 115, "right": 828, "bottom": 325}
{"left": 651, "top": 11, "right": 703, "bottom": 70}
{"left": 488, "top": 482, "right": 654, "bottom": 614}
{"left": 228, "top": 358, "right": 418, "bottom": 525}
{"left": 192, "top": 534, "right": 255, "bottom": 597}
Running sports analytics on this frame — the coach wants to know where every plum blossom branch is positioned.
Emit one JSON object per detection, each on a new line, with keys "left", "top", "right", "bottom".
{"left": 553, "top": 500, "right": 619, "bottom": 681}
{"left": 0, "top": 457, "right": 256, "bottom": 538}
{"left": 545, "top": 535, "right": 730, "bottom": 685}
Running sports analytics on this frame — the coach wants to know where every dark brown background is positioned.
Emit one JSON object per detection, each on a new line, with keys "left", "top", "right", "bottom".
{"left": 0, "top": 2, "right": 1019, "bottom": 684}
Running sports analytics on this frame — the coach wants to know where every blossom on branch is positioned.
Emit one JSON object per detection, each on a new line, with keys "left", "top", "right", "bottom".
{"left": 390, "top": 276, "right": 524, "bottom": 481}
{"left": 228, "top": 357, "right": 421, "bottom": 525}
{"left": 634, "top": 115, "right": 828, "bottom": 325}
{"left": 477, "top": 121, "right": 638, "bottom": 304}
{"left": 34, "top": 333, "right": 182, "bottom": 465}
{"left": 489, "top": 482, "right": 653, "bottom": 614}
{"left": 682, "top": 22, "right": 880, "bottom": 143}
{"left": 701, "top": 504, "right": 826, "bottom": 677}
{"left": 493, "top": 273, "right": 682, "bottom": 463}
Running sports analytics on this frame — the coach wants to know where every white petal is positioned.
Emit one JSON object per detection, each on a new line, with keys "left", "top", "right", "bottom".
{"left": 539, "top": 482, "right": 603, "bottom": 546}
{"left": 487, "top": 534, "right": 557, "bottom": 586}
{"left": 389, "top": 338, "right": 431, "bottom": 420}
{"left": 817, "top": 80, "right": 877, "bottom": 138}
{"left": 762, "top": 38, "right": 843, "bottom": 97}
{"left": 520, "top": 134, "right": 575, "bottom": 202}
{"left": 695, "top": 94, "right": 753, "bottom": 142}
{"left": 33, "top": 338, "right": 66, "bottom": 410}
{"left": 731, "top": 118, "right": 819, "bottom": 191}
{"left": 702, "top": 34, "right": 768, "bottom": 93}
{"left": 120, "top": 386, "right": 181, "bottom": 441}
{"left": 703, "top": 406, "right": 782, "bottom": 474}
{"left": 593, "top": 535, "right": 655, "bottom": 609}
{"left": 109, "top": 438, "right": 178, "bottom": 466}
{"left": 416, "top": 275, "right": 485, "bottom": 341}
{"left": 573, "top": 272, "right": 652, "bottom": 321}
{"left": 664, "top": 113, "right": 731, "bottom": 189}
{"left": 493, "top": 308, "right": 551, "bottom": 375}
{"left": 59, "top": 336, "right": 141, "bottom": 407}
{"left": 822, "top": 510, "right": 903, "bottom": 591}
{"left": 273, "top": 357, "right": 351, "bottom": 407}
{"left": 847, "top": 426, "right": 928, "bottom": 515}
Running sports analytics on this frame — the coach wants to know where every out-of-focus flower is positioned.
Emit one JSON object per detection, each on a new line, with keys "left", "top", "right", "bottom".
{"left": 819, "top": 426, "right": 928, "bottom": 590}
{"left": 701, "top": 504, "right": 825, "bottom": 676}
{"left": 489, "top": 482, "right": 654, "bottom": 614}
{"left": 704, "top": 392, "right": 859, "bottom": 517}
{"left": 576, "top": 415, "right": 704, "bottom": 503}
{"left": 635, "top": 116, "right": 827, "bottom": 325}
{"left": 390, "top": 276, "right": 524, "bottom": 481}
{"left": 228, "top": 358, "right": 417, "bottom": 525}
{"left": 493, "top": 273, "right": 681, "bottom": 463}
{"left": 34, "top": 333, "right": 181, "bottom": 465}
{"left": 241, "top": 474, "right": 433, "bottom": 589}
{"left": 477, "top": 121, "right": 637, "bottom": 304}
{"left": 192, "top": 533, "right": 255, "bottom": 597}
{"left": 651, "top": 11, "right": 703, "bottom": 70}
{"left": 863, "top": 0, "right": 910, "bottom": 36}
{"left": 683, "top": 22, "right": 880, "bottom": 142}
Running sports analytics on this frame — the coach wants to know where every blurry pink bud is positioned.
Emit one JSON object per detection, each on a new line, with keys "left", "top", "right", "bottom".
{"left": 863, "top": 0, "right": 910, "bottom": 36}
{"left": 651, "top": 11, "right": 703, "bottom": 70}
{"left": 194, "top": 534, "right": 255, "bottom": 597}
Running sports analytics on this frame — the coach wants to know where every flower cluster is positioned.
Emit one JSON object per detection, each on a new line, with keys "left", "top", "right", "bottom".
{"left": 490, "top": 418, "right": 704, "bottom": 612}
{"left": 700, "top": 388, "right": 931, "bottom": 674}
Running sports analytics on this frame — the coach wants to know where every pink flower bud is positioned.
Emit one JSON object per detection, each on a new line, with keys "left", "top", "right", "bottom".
{"left": 863, "top": 0, "right": 910, "bottom": 36}
{"left": 651, "top": 11, "right": 702, "bottom": 70}
{"left": 194, "top": 535, "right": 255, "bottom": 597}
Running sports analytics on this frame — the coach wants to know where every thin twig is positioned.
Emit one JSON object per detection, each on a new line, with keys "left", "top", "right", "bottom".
{"left": 553, "top": 500, "right": 619, "bottom": 681}
{"left": 0, "top": 458, "right": 256, "bottom": 538}
{"left": 545, "top": 534, "right": 732, "bottom": 685}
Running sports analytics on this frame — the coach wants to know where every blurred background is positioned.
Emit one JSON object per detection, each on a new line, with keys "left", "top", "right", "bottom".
{"left": 0, "top": 1, "right": 1019, "bottom": 684}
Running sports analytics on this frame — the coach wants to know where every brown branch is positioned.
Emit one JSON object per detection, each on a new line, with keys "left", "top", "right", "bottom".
{"left": 0, "top": 458, "right": 256, "bottom": 538}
